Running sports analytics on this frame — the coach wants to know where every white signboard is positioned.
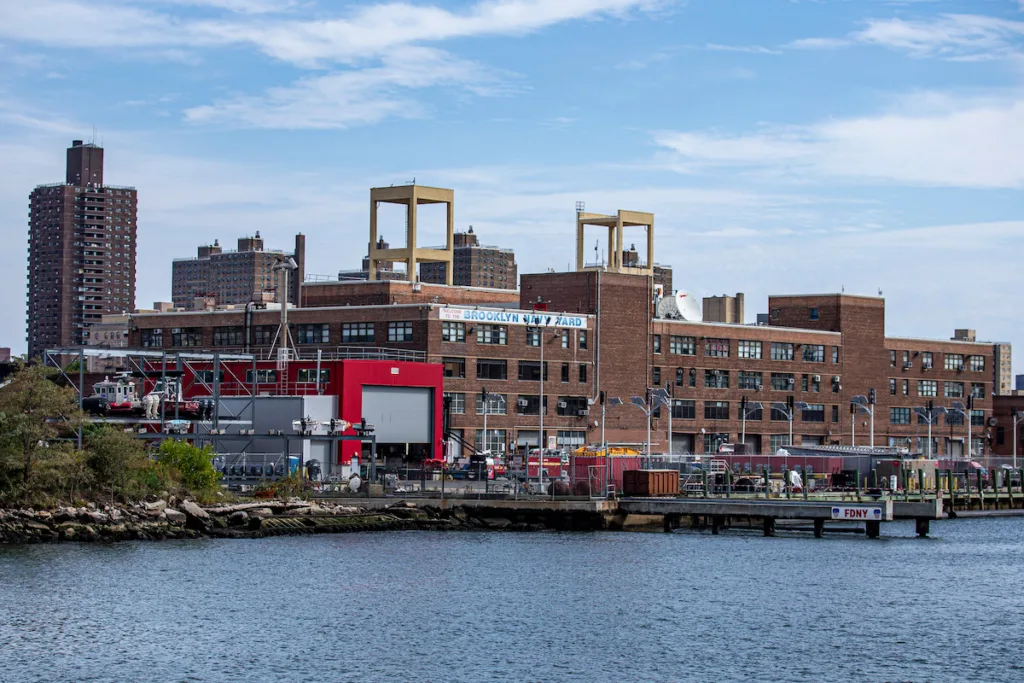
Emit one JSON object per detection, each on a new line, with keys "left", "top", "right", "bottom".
{"left": 439, "top": 307, "right": 586, "bottom": 330}
{"left": 831, "top": 506, "right": 884, "bottom": 521}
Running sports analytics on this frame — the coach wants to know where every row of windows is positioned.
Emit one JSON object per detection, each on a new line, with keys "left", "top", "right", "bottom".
{"left": 442, "top": 322, "right": 588, "bottom": 350}
{"left": 889, "top": 350, "right": 986, "bottom": 372}
{"left": 889, "top": 407, "right": 984, "bottom": 426}
{"left": 653, "top": 337, "right": 837, "bottom": 364}
{"left": 143, "top": 322, "right": 417, "bottom": 347}
{"left": 652, "top": 367, "right": 841, "bottom": 394}
{"left": 889, "top": 378, "right": 985, "bottom": 399}
{"left": 444, "top": 392, "right": 589, "bottom": 417}
{"left": 444, "top": 357, "right": 589, "bottom": 383}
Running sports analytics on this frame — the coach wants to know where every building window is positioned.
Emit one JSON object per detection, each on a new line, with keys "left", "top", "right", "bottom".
{"left": 970, "top": 383, "right": 985, "bottom": 399}
{"left": 921, "top": 352, "right": 933, "bottom": 370}
{"left": 516, "top": 395, "right": 544, "bottom": 416}
{"left": 832, "top": 347, "right": 839, "bottom": 364}
{"left": 944, "top": 382, "right": 964, "bottom": 398}
{"left": 670, "top": 336, "right": 696, "bottom": 355}
{"left": 475, "top": 429, "right": 506, "bottom": 455}
{"left": 771, "top": 343, "right": 794, "bottom": 361}
{"left": 890, "top": 407, "right": 911, "bottom": 425}
{"left": 477, "top": 324, "right": 507, "bottom": 345}
{"left": 252, "top": 326, "right": 276, "bottom": 346}
{"left": 295, "top": 324, "right": 329, "bottom": 345}
{"left": 557, "top": 430, "right": 586, "bottom": 449}
{"left": 802, "top": 345, "right": 825, "bottom": 363}
{"left": 801, "top": 403, "right": 825, "bottom": 422}
{"left": 704, "top": 401, "right": 730, "bottom": 421}
{"left": 561, "top": 330, "right": 569, "bottom": 349}
{"left": 672, "top": 399, "right": 695, "bottom": 420}
{"left": 676, "top": 367, "right": 684, "bottom": 386}
{"left": 387, "top": 321, "right": 414, "bottom": 343}
{"left": 525, "top": 326, "right": 540, "bottom": 347}
{"left": 561, "top": 363, "right": 570, "bottom": 383}
{"left": 688, "top": 368, "right": 696, "bottom": 388}
{"left": 141, "top": 328, "right": 163, "bottom": 348}
{"left": 705, "top": 370, "right": 729, "bottom": 389}
{"left": 945, "top": 353, "right": 964, "bottom": 371}
{"left": 771, "top": 404, "right": 791, "bottom": 422}
{"left": 969, "top": 355, "right": 985, "bottom": 372}
{"left": 738, "top": 371, "right": 762, "bottom": 390}
{"left": 769, "top": 435, "right": 789, "bottom": 452}
{"left": 738, "top": 340, "right": 762, "bottom": 359}
{"left": 918, "top": 380, "right": 937, "bottom": 397}
{"left": 518, "top": 361, "right": 547, "bottom": 382}
{"left": 442, "top": 321, "right": 465, "bottom": 343}
{"left": 706, "top": 338, "right": 730, "bottom": 357}
{"left": 653, "top": 335, "right": 662, "bottom": 354}
{"left": 212, "top": 326, "right": 244, "bottom": 347}
{"left": 703, "top": 432, "right": 729, "bottom": 454}
{"left": 902, "top": 380, "right": 909, "bottom": 397}
{"left": 171, "top": 327, "right": 202, "bottom": 347}
{"left": 341, "top": 322, "right": 374, "bottom": 343}
{"left": 971, "top": 410, "right": 984, "bottom": 427}
{"left": 444, "top": 392, "right": 465, "bottom": 415}
{"left": 579, "top": 331, "right": 587, "bottom": 350}
{"left": 831, "top": 405, "right": 839, "bottom": 423}
{"left": 443, "top": 357, "right": 466, "bottom": 378}
{"left": 802, "top": 375, "right": 809, "bottom": 392}
{"left": 557, "top": 396, "right": 589, "bottom": 417}
{"left": 245, "top": 369, "right": 278, "bottom": 384}
{"left": 653, "top": 367, "right": 661, "bottom": 385}
{"left": 809, "top": 308, "right": 819, "bottom": 321}
{"left": 476, "top": 359, "right": 507, "bottom": 380}
{"left": 771, "top": 373, "right": 795, "bottom": 391}
{"left": 476, "top": 393, "right": 508, "bottom": 415}
{"left": 297, "top": 369, "right": 329, "bottom": 384}
{"left": 946, "top": 411, "right": 964, "bottom": 426}
{"left": 579, "top": 364, "right": 588, "bottom": 383}
{"left": 740, "top": 403, "right": 763, "bottom": 421}
{"left": 890, "top": 350, "right": 897, "bottom": 367}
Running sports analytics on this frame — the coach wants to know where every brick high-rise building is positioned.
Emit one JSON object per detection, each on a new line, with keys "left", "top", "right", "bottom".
{"left": 419, "top": 226, "right": 517, "bottom": 289}
{"left": 27, "top": 140, "right": 137, "bottom": 358}
{"left": 171, "top": 233, "right": 305, "bottom": 310}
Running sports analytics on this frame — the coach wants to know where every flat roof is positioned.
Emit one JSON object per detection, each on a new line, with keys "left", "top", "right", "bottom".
{"left": 886, "top": 336, "right": 993, "bottom": 348}
{"left": 768, "top": 293, "right": 884, "bottom": 301}
{"left": 132, "top": 302, "right": 594, "bottom": 320}
{"left": 655, "top": 319, "right": 841, "bottom": 337}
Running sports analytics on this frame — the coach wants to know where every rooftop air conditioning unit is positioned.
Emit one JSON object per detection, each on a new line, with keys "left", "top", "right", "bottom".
{"left": 813, "top": 375, "right": 821, "bottom": 383}
{"left": 517, "top": 399, "right": 529, "bottom": 407}
{"left": 832, "top": 376, "right": 840, "bottom": 383}
{"left": 957, "top": 364, "right": 965, "bottom": 372}
{"left": 557, "top": 401, "right": 567, "bottom": 408}
{"left": 577, "top": 409, "right": 589, "bottom": 416}
{"left": 903, "top": 362, "right": 912, "bottom": 370}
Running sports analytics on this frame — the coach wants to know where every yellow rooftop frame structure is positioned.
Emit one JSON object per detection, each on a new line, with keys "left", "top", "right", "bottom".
{"left": 576, "top": 209, "right": 655, "bottom": 276}
{"left": 369, "top": 185, "right": 455, "bottom": 285}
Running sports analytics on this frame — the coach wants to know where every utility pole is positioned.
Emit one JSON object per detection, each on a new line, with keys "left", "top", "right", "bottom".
{"left": 666, "top": 381, "right": 673, "bottom": 456}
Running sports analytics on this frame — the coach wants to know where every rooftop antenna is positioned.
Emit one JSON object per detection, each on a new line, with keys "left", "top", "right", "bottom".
{"left": 878, "top": 288, "right": 883, "bottom": 296}
{"left": 575, "top": 200, "right": 585, "bottom": 215}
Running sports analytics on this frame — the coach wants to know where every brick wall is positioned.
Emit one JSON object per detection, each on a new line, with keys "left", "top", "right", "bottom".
{"left": 301, "top": 280, "right": 519, "bottom": 308}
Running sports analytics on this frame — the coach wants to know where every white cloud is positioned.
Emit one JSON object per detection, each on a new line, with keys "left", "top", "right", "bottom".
{"left": 705, "top": 43, "right": 782, "bottom": 55}
{"left": 185, "top": 47, "right": 514, "bottom": 129}
{"left": 793, "top": 13, "right": 1024, "bottom": 61}
{"left": 655, "top": 94, "right": 1024, "bottom": 189}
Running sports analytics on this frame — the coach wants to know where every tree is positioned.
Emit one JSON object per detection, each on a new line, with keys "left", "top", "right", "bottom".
{"left": 156, "top": 439, "right": 221, "bottom": 495}
{"left": 86, "top": 426, "right": 152, "bottom": 501}
{"left": 0, "top": 365, "right": 85, "bottom": 501}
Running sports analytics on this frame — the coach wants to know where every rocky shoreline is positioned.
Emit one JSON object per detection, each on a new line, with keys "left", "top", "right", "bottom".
{"left": 0, "top": 499, "right": 565, "bottom": 545}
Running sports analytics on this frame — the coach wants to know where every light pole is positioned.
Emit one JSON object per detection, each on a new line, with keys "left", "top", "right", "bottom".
{"left": 950, "top": 399, "right": 973, "bottom": 460}
{"left": 740, "top": 397, "right": 763, "bottom": 449}
{"left": 1013, "top": 408, "right": 1023, "bottom": 470}
{"left": 851, "top": 393, "right": 876, "bottom": 448}
{"left": 914, "top": 402, "right": 947, "bottom": 460}
{"left": 771, "top": 399, "right": 797, "bottom": 449}
{"left": 609, "top": 394, "right": 655, "bottom": 469}
{"left": 665, "top": 382, "right": 673, "bottom": 456}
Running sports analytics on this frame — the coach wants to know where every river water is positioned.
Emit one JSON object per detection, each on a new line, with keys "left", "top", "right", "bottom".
{"left": 2, "top": 518, "right": 1023, "bottom": 683}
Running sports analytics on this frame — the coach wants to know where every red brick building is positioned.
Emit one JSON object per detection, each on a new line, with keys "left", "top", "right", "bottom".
{"left": 130, "top": 273, "right": 995, "bottom": 457}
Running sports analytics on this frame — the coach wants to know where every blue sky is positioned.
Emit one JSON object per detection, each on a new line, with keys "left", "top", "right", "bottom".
{"left": 1, "top": 0, "right": 1022, "bottom": 364}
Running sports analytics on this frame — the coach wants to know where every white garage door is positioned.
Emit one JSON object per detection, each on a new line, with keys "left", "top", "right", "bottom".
{"left": 361, "top": 386, "right": 433, "bottom": 443}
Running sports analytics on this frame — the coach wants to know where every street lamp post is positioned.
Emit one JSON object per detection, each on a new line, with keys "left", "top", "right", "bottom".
{"left": 740, "top": 397, "right": 763, "bottom": 449}
{"left": 1013, "top": 408, "right": 1024, "bottom": 470}
{"left": 950, "top": 399, "right": 974, "bottom": 460}
{"left": 771, "top": 398, "right": 797, "bottom": 449}
{"left": 851, "top": 393, "right": 877, "bottom": 449}
{"left": 914, "top": 402, "right": 947, "bottom": 461}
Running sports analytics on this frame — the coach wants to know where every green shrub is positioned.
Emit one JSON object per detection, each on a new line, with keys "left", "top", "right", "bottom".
{"left": 156, "top": 439, "right": 221, "bottom": 495}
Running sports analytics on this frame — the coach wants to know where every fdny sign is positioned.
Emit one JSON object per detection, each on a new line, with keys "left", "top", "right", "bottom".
{"left": 831, "top": 506, "right": 884, "bottom": 521}
{"left": 439, "top": 307, "right": 587, "bottom": 329}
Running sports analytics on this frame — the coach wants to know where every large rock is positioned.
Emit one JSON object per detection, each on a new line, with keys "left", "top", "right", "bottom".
{"left": 227, "top": 511, "right": 249, "bottom": 527}
{"left": 144, "top": 500, "right": 167, "bottom": 514}
{"left": 164, "top": 509, "right": 186, "bottom": 525}
{"left": 177, "top": 501, "right": 211, "bottom": 531}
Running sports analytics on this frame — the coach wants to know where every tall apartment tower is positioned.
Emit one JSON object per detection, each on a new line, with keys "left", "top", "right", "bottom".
{"left": 171, "top": 233, "right": 305, "bottom": 310}
{"left": 27, "top": 141, "right": 137, "bottom": 358}
{"left": 419, "top": 226, "right": 518, "bottom": 289}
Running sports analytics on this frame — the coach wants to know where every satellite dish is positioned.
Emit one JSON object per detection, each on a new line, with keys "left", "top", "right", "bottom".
{"left": 656, "top": 290, "right": 703, "bottom": 321}
{"left": 348, "top": 475, "right": 362, "bottom": 493}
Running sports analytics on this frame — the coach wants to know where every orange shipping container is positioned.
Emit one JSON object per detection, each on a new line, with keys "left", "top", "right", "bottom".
{"left": 622, "top": 470, "right": 679, "bottom": 497}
